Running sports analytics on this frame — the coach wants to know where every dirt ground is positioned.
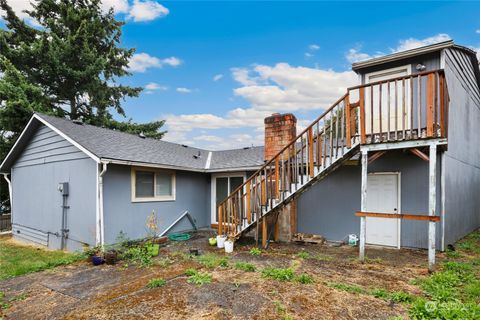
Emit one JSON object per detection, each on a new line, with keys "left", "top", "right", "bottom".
{"left": 0, "top": 231, "right": 439, "bottom": 320}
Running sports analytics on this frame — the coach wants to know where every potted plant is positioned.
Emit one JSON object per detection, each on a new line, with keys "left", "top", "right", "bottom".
{"left": 84, "top": 245, "right": 101, "bottom": 263}
{"left": 103, "top": 245, "right": 118, "bottom": 265}
{"left": 145, "top": 210, "right": 160, "bottom": 257}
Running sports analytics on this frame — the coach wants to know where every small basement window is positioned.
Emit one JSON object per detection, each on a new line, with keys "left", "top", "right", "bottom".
{"left": 131, "top": 167, "right": 176, "bottom": 202}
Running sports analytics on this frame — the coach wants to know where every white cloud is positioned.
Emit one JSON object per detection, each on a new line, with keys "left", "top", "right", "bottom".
{"left": 128, "top": 53, "right": 181, "bottom": 72}
{"left": 304, "top": 52, "right": 314, "bottom": 58}
{"left": 144, "top": 82, "right": 168, "bottom": 94}
{"left": 309, "top": 44, "right": 320, "bottom": 51}
{"left": 346, "top": 48, "right": 373, "bottom": 63}
{"left": 176, "top": 87, "right": 192, "bottom": 93}
{"left": 163, "top": 63, "right": 357, "bottom": 149}
{"left": 392, "top": 33, "right": 451, "bottom": 52}
{"left": 100, "top": 0, "right": 129, "bottom": 13}
{"left": 233, "top": 63, "right": 357, "bottom": 112}
{"left": 213, "top": 74, "right": 224, "bottom": 81}
{"left": 127, "top": 0, "right": 169, "bottom": 22}
{"left": 476, "top": 29, "right": 480, "bottom": 34}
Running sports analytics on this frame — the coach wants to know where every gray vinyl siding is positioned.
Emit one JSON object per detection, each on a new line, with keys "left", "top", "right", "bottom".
{"left": 11, "top": 124, "right": 97, "bottom": 251}
{"left": 297, "top": 151, "right": 442, "bottom": 249}
{"left": 442, "top": 48, "right": 480, "bottom": 246}
{"left": 102, "top": 164, "right": 210, "bottom": 243}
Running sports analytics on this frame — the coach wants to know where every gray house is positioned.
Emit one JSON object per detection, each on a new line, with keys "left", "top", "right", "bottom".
{"left": 1, "top": 41, "right": 479, "bottom": 269}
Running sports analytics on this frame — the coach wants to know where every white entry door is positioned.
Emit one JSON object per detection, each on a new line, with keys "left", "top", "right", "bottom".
{"left": 366, "top": 173, "right": 400, "bottom": 247}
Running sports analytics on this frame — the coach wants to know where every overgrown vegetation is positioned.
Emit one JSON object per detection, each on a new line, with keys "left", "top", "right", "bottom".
{"left": 327, "top": 230, "right": 480, "bottom": 319}
{"left": 0, "top": 238, "right": 84, "bottom": 280}
{"left": 145, "top": 278, "right": 167, "bottom": 289}
{"left": 185, "top": 268, "right": 212, "bottom": 286}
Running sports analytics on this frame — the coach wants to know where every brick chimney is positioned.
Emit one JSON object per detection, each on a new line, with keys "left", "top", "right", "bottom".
{"left": 264, "top": 113, "right": 297, "bottom": 161}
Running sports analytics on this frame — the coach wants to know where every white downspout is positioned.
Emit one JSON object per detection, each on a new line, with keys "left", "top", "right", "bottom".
{"left": 2, "top": 173, "right": 12, "bottom": 206}
{"left": 98, "top": 162, "right": 108, "bottom": 246}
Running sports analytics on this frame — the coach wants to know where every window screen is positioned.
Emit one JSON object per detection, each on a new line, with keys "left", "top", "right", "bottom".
{"left": 135, "top": 171, "right": 154, "bottom": 197}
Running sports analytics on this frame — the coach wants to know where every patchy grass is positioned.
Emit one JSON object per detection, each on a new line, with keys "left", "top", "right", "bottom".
{"left": 195, "top": 253, "right": 228, "bottom": 268}
{"left": 327, "top": 282, "right": 366, "bottom": 294}
{"left": 407, "top": 229, "right": 480, "bottom": 319}
{"left": 0, "top": 237, "right": 84, "bottom": 280}
{"left": 234, "top": 261, "right": 256, "bottom": 272}
{"left": 249, "top": 247, "right": 262, "bottom": 256}
{"left": 145, "top": 278, "right": 166, "bottom": 289}
{"left": 295, "top": 273, "right": 314, "bottom": 284}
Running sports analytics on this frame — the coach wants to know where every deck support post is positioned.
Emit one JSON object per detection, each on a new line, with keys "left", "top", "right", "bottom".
{"left": 428, "top": 144, "right": 437, "bottom": 272}
{"left": 359, "top": 148, "right": 368, "bottom": 261}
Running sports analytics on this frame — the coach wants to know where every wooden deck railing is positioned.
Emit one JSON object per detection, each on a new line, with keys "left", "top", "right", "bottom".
{"left": 347, "top": 69, "right": 448, "bottom": 144}
{"left": 218, "top": 69, "right": 449, "bottom": 239}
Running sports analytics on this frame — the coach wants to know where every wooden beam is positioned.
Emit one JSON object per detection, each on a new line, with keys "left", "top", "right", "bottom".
{"left": 409, "top": 148, "right": 429, "bottom": 162}
{"left": 246, "top": 181, "right": 251, "bottom": 223}
{"left": 368, "top": 151, "right": 387, "bottom": 164}
{"left": 218, "top": 205, "right": 223, "bottom": 235}
{"left": 439, "top": 72, "right": 446, "bottom": 138}
{"left": 359, "top": 87, "right": 366, "bottom": 144}
{"left": 262, "top": 218, "right": 267, "bottom": 248}
{"left": 308, "top": 127, "right": 314, "bottom": 177}
{"left": 345, "top": 95, "right": 352, "bottom": 148}
{"left": 426, "top": 73, "right": 435, "bottom": 137}
{"left": 355, "top": 211, "right": 440, "bottom": 222}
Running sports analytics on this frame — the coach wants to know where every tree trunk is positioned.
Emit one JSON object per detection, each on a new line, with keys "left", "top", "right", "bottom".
{"left": 70, "top": 97, "right": 77, "bottom": 120}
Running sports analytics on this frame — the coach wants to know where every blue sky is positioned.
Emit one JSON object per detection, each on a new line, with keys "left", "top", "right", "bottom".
{"left": 3, "top": 1, "right": 480, "bottom": 150}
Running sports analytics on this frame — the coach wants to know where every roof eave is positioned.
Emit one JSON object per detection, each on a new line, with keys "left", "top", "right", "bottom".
{"left": 352, "top": 40, "right": 457, "bottom": 72}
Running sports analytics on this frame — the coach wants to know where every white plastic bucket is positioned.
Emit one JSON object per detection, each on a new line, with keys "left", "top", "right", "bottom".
{"left": 224, "top": 240, "right": 234, "bottom": 253}
{"left": 216, "top": 235, "right": 226, "bottom": 248}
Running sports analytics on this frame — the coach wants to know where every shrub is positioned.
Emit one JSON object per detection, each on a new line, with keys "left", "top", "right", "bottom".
{"left": 235, "top": 262, "right": 256, "bottom": 272}
{"left": 249, "top": 248, "right": 262, "bottom": 256}
{"left": 262, "top": 267, "right": 295, "bottom": 282}
{"left": 146, "top": 278, "right": 166, "bottom": 289}
{"left": 120, "top": 246, "right": 152, "bottom": 267}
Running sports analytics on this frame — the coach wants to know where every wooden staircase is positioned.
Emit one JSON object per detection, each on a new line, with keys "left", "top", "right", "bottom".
{"left": 217, "top": 69, "right": 448, "bottom": 242}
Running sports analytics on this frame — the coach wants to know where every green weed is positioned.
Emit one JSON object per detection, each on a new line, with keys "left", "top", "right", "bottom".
{"left": 314, "top": 254, "right": 333, "bottom": 261}
{"left": 296, "top": 250, "right": 310, "bottom": 259}
{"left": 249, "top": 248, "right": 262, "bottom": 256}
{"left": 327, "top": 282, "right": 366, "bottom": 294}
{"left": 295, "top": 273, "right": 314, "bottom": 284}
{"left": 234, "top": 261, "right": 256, "bottom": 272}
{"left": 186, "top": 269, "right": 212, "bottom": 286}
{"left": 262, "top": 267, "right": 295, "bottom": 282}
{"left": 196, "top": 253, "right": 229, "bottom": 268}
{"left": 145, "top": 278, "right": 167, "bottom": 288}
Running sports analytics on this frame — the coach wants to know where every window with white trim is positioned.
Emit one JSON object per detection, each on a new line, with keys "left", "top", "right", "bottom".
{"left": 131, "top": 168, "right": 175, "bottom": 202}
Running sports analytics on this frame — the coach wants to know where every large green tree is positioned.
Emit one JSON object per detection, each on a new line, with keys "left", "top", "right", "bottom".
{"left": 0, "top": 0, "right": 166, "bottom": 207}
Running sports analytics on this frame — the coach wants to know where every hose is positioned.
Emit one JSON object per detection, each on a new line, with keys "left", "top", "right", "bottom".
{"left": 168, "top": 233, "right": 191, "bottom": 241}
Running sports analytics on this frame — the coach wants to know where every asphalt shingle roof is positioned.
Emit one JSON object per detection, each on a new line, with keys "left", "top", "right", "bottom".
{"left": 36, "top": 114, "right": 265, "bottom": 171}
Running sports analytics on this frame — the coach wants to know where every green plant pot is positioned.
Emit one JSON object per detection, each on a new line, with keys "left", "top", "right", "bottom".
{"left": 146, "top": 244, "right": 160, "bottom": 257}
